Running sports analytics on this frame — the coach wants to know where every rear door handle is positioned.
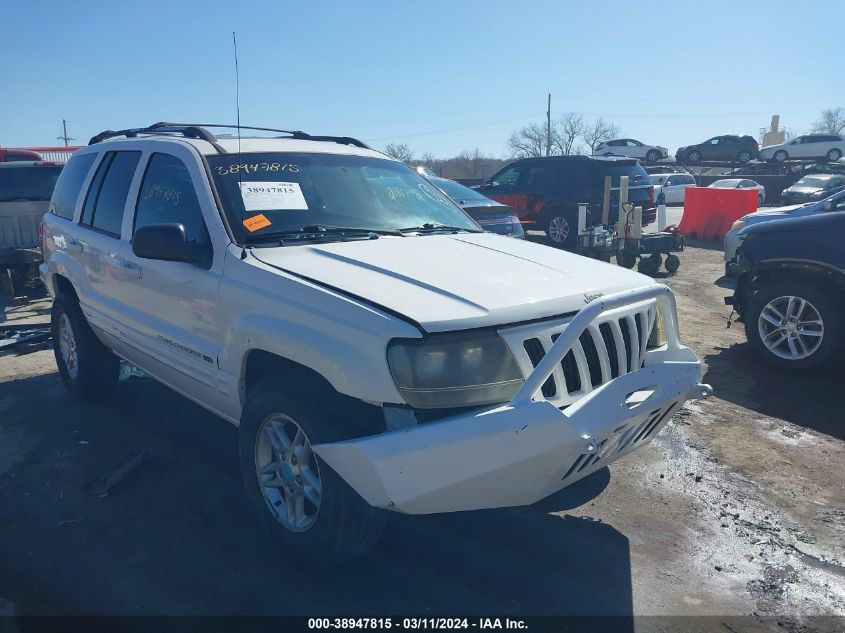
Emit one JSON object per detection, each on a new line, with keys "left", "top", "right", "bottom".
{"left": 66, "top": 238, "right": 83, "bottom": 253}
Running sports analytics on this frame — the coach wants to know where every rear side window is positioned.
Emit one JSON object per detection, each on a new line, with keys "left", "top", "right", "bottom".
{"left": 51, "top": 153, "right": 96, "bottom": 219}
{"left": 81, "top": 151, "right": 141, "bottom": 236}
{"left": 133, "top": 153, "right": 208, "bottom": 245}
{"left": 0, "top": 165, "right": 62, "bottom": 203}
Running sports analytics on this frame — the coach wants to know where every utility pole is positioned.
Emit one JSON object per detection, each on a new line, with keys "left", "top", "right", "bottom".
{"left": 546, "top": 93, "right": 552, "bottom": 157}
{"left": 58, "top": 119, "right": 75, "bottom": 147}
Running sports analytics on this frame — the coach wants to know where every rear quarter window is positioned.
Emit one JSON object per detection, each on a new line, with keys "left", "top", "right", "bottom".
{"left": 51, "top": 153, "right": 96, "bottom": 220}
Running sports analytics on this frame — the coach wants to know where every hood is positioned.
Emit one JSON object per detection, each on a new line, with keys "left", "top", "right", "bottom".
{"left": 250, "top": 233, "right": 654, "bottom": 332}
{"left": 785, "top": 186, "right": 821, "bottom": 195}
{"left": 742, "top": 202, "right": 807, "bottom": 222}
{"left": 743, "top": 210, "right": 844, "bottom": 236}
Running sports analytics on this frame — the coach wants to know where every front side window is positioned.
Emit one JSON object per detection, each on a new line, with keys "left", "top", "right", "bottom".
{"left": 207, "top": 153, "right": 478, "bottom": 243}
{"left": 489, "top": 165, "right": 521, "bottom": 186}
{"left": 134, "top": 153, "right": 208, "bottom": 245}
{"left": 82, "top": 151, "right": 141, "bottom": 236}
{"left": 51, "top": 153, "right": 95, "bottom": 219}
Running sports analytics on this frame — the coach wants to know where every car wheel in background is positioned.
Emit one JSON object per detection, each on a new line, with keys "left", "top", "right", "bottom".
{"left": 745, "top": 280, "right": 841, "bottom": 372}
{"left": 773, "top": 150, "right": 788, "bottom": 162}
{"left": 239, "top": 378, "right": 387, "bottom": 565}
{"left": 617, "top": 254, "right": 637, "bottom": 269}
{"left": 544, "top": 210, "right": 576, "bottom": 249}
{"left": 737, "top": 150, "right": 753, "bottom": 163}
{"left": 664, "top": 254, "right": 680, "bottom": 273}
{"left": 51, "top": 292, "right": 119, "bottom": 400}
{"left": 646, "top": 150, "right": 661, "bottom": 163}
{"left": 687, "top": 150, "right": 702, "bottom": 163}
{"left": 827, "top": 149, "right": 843, "bottom": 162}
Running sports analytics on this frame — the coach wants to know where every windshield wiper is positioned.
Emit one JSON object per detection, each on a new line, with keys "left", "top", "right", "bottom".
{"left": 244, "top": 224, "right": 404, "bottom": 247}
{"left": 399, "top": 222, "right": 482, "bottom": 234}
{"left": 298, "top": 224, "right": 404, "bottom": 236}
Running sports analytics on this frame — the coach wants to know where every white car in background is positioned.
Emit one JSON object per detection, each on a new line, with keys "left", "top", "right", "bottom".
{"left": 651, "top": 172, "right": 696, "bottom": 205}
{"left": 593, "top": 138, "right": 668, "bottom": 163}
{"left": 708, "top": 178, "right": 765, "bottom": 206}
{"left": 759, "top": 134, "right": 845, "bottom": 163}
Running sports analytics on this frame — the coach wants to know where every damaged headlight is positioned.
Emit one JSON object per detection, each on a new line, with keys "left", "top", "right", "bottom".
{"left": 387, "top": 333, "right": 523, "bottom": 409}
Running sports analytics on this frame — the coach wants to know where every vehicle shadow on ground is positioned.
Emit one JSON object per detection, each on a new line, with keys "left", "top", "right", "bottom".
{"left": 0, "top": 371, "right": 633, "bottom": 623}
{"left": 703, "top": 341, "right": 845, "bottom": 441}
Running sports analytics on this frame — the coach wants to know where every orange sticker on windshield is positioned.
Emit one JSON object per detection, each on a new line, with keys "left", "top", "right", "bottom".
{"left": 243, "top": 214, "right": 271, "bottom": 232}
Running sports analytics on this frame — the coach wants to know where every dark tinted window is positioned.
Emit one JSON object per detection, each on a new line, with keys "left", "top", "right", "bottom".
{"left": 432, "top": 178, "right": 491, "bottom": 204}
{"left": 5, "top": 153, "right": 41, "bottom": 162}
{"left": 50, "top": 153, "right": 96, "bottom": 219}
{"left": 490, "top": 164, "right": 521, "bottom": 186}
{"left": 81, "top": 155, "right": 111, "bottom": 225}
{"left": 87, "top": 151, "right": 141, "bottom": 236}
{"left": 0, "top": 165, "right": 62, "bottom": 203}
{"left": 134, "top": 153, "right": 208, "bottom": 245}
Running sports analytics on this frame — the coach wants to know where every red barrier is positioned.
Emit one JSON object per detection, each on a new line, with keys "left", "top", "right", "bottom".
{"left": 677, "top": 187, "right": 758, "bottom": 243}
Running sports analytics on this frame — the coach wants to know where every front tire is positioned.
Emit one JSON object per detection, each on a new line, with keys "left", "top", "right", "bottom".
{"left": 773, "top": 150, "right": 788, "bottom": 162}
{"left": 745, "top": 280, "right": 842, "bottom": 372}
{"left": 737, "top": 150, "right": 753, "bottom": 163}
{"left": 544, "top": 210, "right": 576, "bottom": 249}
{"left": 827, "top": 148, "right": 843, "bottom": 162}
{"left": 645, "top": 150, "right": 661, "bottom": 163}
{"left": 687, "top": 150, "right": 702, "bottom": 163}
{"left": 51, "top": 292, "right": 119, "bottom": 400}
{"left": 239, "top": 378, "right": 387, "bottom": 565}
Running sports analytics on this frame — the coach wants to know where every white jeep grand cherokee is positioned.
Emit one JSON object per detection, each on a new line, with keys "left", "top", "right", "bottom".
{"left": 40, "top": 123, "right": 710, "bottom": 562}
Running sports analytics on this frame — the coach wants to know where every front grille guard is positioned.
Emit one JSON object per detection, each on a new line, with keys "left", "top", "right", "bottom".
{"left": 508, "top": 285, "right": 682, "bottom": 408}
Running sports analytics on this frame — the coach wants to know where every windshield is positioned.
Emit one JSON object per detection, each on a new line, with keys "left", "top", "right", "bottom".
{"left": 796, "top": 176, "right": 830, "bottom": 188}
{"left": 432, "top": 178, "right": 493, "bottom": 204}
{"left": 207, "top": 153, "right": 479, "bottom": 242}
{"left": 710, "top": 179, "right": 741, "bottom": 188}
{"left": 0, "top": 165, "right": 62, "bottom": 202}
{"left": 651, "top": 175, "right": 670, "bottom": 186}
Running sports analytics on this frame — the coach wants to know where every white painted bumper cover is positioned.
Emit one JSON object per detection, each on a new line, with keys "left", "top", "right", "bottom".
{"left": 315, "top": 285, "right": 711, "bottom": 515}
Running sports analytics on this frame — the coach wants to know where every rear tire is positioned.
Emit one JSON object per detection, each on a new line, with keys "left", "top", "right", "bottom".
{"left": 827, "top": 148, "right": 843, "bottom": 162}
{"left": 544, "top": 209, "right": 576, "bottom": 249}
{"left": 664, "top": 254, "right": 680, "bottom": 273}
{"left": 745, "top": 280, "right": 842, "bottom": 372}
{"left": 737, "top": 150, "right": 753, "bottom": 163}
{"left": 51, "top": 292, "right": 119, "bottom": 400}
{"left": 687, "top": 150, "right": 702, "bottom": 163}
{"left": 773, "top": 150, "right": 788, "bottom": 162}
{"left": 645, "top": 150, "right": 661, "bottom": 163}
{"left": 239, "top": 378, "right": 387, "bottom": 565}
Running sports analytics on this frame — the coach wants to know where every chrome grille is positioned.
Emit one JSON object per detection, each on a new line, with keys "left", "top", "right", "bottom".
{"left": 501, "top": 301, "right": 658, "bottom": 408}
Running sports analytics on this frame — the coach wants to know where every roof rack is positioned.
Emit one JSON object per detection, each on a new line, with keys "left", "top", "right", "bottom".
{"left": 87, "top": 123, "right": 371, "bottom": 153}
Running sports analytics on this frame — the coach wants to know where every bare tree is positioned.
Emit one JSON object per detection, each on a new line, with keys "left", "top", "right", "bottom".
{"left": 384, "top": 142, "right": 414, "bottom": 162}
{"left": 811, "top": 108, "right": 845, "bottom": 135}
{"left": 582, "top": 117, "right": 622, "bottom": 152}
{"left": 455, "top": 148, "right": 493, "bottom": 179}
{"left": 554, "top": 112, "right": 587, "bottom": 155}
{"left": 507, "top": 122, "right": 551, "bottom": 158}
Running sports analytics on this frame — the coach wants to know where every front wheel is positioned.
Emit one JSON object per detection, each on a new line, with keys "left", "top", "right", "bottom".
{"left": 544, "top": 211, "right": 576, "bottom": 249}
{"left": 773, "top": 150, "right": 788, "bottom": 162}
{"left": 737, "top": 150, "right": 753, "bottom": 163}
{"left": 239, "top": 378, "right": 387, "bottom": 565}
{"left": 827, "top": 148, "right": 843, "bottom": 162}
{"left": 687, "top": 150, "right": 702, "bottom": 163}
{"left": 745, "top": 280, "right": 842, "bottom": 372}
{"left": 645, "top": 150, "right": 661, "bottom": 163}
{"left": 51, "top": 293, "right": 119, "bottom": 400}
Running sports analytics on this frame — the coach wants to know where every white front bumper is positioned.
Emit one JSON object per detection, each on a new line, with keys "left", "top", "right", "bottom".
{"left": 315, "top": 285, "right": 711, "bottom": 515}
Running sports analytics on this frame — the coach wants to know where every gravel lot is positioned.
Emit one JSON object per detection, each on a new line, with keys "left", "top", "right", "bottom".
{"left": 1, "top": 241, "right": 843, "bottom": 629}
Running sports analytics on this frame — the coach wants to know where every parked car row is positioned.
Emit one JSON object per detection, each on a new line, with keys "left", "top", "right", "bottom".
{"left": 593, "top": 133, "right": 845, "bottom": 166}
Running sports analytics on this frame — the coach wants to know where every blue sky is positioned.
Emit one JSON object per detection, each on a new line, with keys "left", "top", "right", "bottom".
{"left": 2, "top": 0, "right": 843, "bottom": 158}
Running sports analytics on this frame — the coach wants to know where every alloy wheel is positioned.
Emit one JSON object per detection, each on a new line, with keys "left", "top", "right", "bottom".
{"left": 757, "top": 295, "right": 824, "bottom": 360}
{"left": 58, "top": 312, "right": 79, "bottom": 380}
{"left": 255, "top": 414, "right": 322, "bottom": 532}
{"left": 548, "top": 216, "right": 570, "bottom": 244}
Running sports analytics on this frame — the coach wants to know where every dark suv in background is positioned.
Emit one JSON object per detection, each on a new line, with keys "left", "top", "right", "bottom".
{"left": 728, "top": 211, "right": 845, "bottom": 372}
{"left": 476, "top": 155, "right": 655, "bottom": 248}
{"left": 676, "top": 135, "right": 759, "bottom": 164}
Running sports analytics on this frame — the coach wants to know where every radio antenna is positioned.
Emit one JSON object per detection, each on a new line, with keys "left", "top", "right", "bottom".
{"left": 233, "top": 31, "right": 247, "bottom": 258}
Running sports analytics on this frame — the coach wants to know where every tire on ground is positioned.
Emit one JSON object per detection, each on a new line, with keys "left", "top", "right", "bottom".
{"left": 745, "top": 279, "right": 842, "bottom": 372}
{"left": 543, "top": 207, "right": 576, "bottom": 249}
{"left": 51, "top": 292, "right": 119, "bottom": 400}
{"left": 238, "top": 377, "right": 388, "bottom": 565}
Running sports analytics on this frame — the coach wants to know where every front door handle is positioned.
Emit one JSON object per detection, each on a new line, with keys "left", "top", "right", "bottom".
{"left": 117, "top": 258, "right": 142, "bottom": 279}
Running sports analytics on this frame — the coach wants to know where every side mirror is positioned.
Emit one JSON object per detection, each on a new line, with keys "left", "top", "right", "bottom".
{"left": 824, "top": 200, "right": 834, "bottom": 211}
{"left": 132, "top": 223, "right": 211, "bottom": 268}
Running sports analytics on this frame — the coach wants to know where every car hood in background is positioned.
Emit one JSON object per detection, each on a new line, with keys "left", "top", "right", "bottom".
{"left": 741, "top": 210, "right": 845, "bottom": 237}
{"left": 251, "top": 233, "right": 653, "bottom": 332}
{"left": 784, "top": 187, "right": 821, "bottom": 195}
